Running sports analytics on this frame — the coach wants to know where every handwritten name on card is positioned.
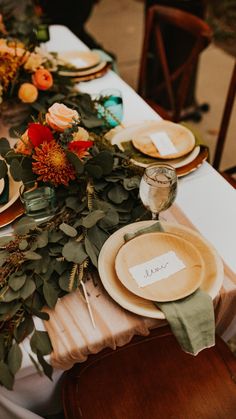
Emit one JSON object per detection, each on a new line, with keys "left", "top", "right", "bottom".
{"left": 149, "top": 131, "right": 178, "bottom": 156}
{"left": 129, "top": 251, "right": 186, "bottom": 288}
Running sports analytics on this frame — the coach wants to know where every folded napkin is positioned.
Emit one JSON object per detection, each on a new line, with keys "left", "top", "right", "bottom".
{"left": 0, "top": 175, "right": 9, "bottom": 205}
{"left": 124, "top": 222, "right": 215, "bottom": 355}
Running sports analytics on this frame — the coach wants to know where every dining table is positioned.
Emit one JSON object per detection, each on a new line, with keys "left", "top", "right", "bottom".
{"left": 0, "top": 25, "right": 236, "bottom": 419}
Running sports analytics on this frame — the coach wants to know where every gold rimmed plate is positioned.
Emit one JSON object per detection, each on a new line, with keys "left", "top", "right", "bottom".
{"left": 110, "top": 121, "right": 208, "bottom": 177}
{"left": 98, "top": 221, "right": 224, "bottom": 319}
{"left": 115, "top": 232, "right": 204, "bottom": 302}
{"left": 131, "top": 120, "right": 195, "bottom": 159}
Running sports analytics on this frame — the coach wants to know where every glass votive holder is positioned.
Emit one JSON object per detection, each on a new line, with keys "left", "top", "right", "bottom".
{"left": 20, "top": 182, "right": 57, "bottom": 221}
{"left": 97, "top": 88, "right": 123, "bottom": 128}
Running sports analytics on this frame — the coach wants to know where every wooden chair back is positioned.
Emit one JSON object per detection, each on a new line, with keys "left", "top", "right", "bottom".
{"left": 62, "top": 326, "right": 236, "bottom": 419}
{"left": 138, "top": 5, "right": 212, "bottom": 122}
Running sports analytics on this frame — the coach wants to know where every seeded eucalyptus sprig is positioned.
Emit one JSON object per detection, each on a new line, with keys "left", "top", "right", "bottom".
{"left": 0, "top": 139, "right": 148, "bottom": 389}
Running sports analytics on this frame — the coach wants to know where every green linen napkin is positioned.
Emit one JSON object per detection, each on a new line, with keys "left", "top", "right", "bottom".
{"left": 124, "top": 222, "right": 215, "bottom": 355}
{"left": 0, "top": 175, "right": 9, "bottom": 205}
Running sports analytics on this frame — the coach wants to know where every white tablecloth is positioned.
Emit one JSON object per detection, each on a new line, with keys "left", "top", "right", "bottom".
{"left": 0, "top": 25, "right": 235, "bottom": 419}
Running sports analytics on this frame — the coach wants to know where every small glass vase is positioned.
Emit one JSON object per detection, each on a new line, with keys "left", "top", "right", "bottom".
{"left": 20, "top": 182, "right": 57, "bottom": 221}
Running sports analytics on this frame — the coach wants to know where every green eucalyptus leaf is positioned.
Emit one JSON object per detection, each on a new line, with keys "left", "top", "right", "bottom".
{"left": 82, "top": 210, "right": 105, "bottom": 228}
{"left": 14, "top": 317, "right": 34, "bottom": 343}
{"left": 43, "top": 282, "right": 59, "bottom": 308}
{"left": 123, "top": 176, "right": 140, "bottom": 190}
{"left": 36, "top": 231, "right": 48, "bottom": 248}
{"left": 30, "top": 308, "right": 50, "bottom": 321}
{"left": 59, "top": 223, "right": 77, "bottom": 237}
{"left": 0, "top": 361, "right": 14, "bottom": 390}
{"left": 10, "top": 159, "right": 23, "bottom": 181}
{"left": 89, "top": 151, "right": 114, "bottom": 175}
{"left": 0, "top": 137, "right": 10, "bottom": 157}
{"left": 1, "top": 288, "right": 20, "bottom": 302}
{"left": 9, "top": 274, "right": 27, "bottom": 291}
{"left": 30, "top": 331, "right": 53, "bottom": 356}
{"left": 87, "top": 225, "right": 109, "bottom": 252}
{"left": 62, "top": 240, "right": 87, "bottom": 263}
{"left": 99, "top": 208, "right": 119, "bottom": 229}
{"left": 0, "top": 236, "right": 12, "bottom": 247}
{"left": 0, "top": 160, "right": 8, "bottom": 178}
{"left": 37, "top": 351, "right": 53, "bottom": 380}
{"left": 0, "top": 250, "right": 9, "bottom": 267}
{"left": 14, "top": 217, "right": 37, "bottom": 235}
{"left": 8, "top": 343, "right": 22, "bottom": 375}
{"left": 19, "top": 239, "right": 28, "bottom": 251}
{"left": 20, "top": 279, "right": 36, "bottom": 300}
{"left": 24, "top": 251, "right": 42, "bottom": 260}
{"left": 48, "top": 231, "right": 64, "bottom": 243}
{"left": 85, "top": 164, "right": 103, "bottom": 179}
{"left": 108, "top": 184, "right": 129, "bottom": 204}
{"left": 65, "top": 196, "right": 80, "bottom": 211}
{"left": 84, "top": 237, "right": 98, "bottom": 268}
{"left": 66, "top": 151, "right": 84, "bottom": 175}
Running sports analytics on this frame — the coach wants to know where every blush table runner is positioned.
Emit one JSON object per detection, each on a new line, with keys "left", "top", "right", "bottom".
{"left": 43, "top": 204, "right": 236, "bottom": 370}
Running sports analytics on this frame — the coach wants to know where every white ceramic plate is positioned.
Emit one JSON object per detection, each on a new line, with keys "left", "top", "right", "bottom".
{"left": 98, "top": 220, "right": 224, "bottom": 319}
{"left": 0, "top": 175, "right": 22, "bottom": 214}
{"left": 0, "top": 178, "right": 4, "bottom": 196}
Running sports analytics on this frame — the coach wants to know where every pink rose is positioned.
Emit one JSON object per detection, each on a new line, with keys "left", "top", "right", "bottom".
{"left": 46, "top": 103, "right": 79, "bottom": 132}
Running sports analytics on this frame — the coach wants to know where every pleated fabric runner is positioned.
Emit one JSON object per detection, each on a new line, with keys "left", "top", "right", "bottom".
{"left": 43, "top": 204, "right": 236, "bottom": 370}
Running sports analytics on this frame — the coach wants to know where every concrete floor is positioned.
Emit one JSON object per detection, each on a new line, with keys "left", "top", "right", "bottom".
{"left": 87, "top": 0, "right": 236, "bottom": 172}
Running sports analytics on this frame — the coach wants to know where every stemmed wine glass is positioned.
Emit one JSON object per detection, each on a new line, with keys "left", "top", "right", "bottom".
{"left": 139, "top": 163, "right": 178, "bottom": 220}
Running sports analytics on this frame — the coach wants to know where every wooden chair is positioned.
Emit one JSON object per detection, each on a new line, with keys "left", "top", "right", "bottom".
{"left": 62, "top": 326, "right": 236, "bottom": 419}
{"left": 138, "top": 5, "right": 212, "bottom": 122}
{"left": 213, "top": 60, "right": 236, "bottom": 188}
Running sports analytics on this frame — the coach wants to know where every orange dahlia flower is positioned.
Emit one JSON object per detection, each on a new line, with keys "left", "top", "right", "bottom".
{"left": 32, "top": 140, "right": 76, "bottom": 186}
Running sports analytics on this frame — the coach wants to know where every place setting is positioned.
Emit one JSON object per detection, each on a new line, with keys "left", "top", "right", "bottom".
{"left": 109, "top": 120, "right": 209, "bottom": 177}
{"left": 57, "top": 49, "right": 112, "bottom": 82}
{"left": 0, "top": 164, "right": 24, "bottom": 228}
{"left": 98, "top": 162, "right": 224, "bottom": 354}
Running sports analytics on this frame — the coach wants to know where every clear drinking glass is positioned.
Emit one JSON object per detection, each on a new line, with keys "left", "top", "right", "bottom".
{"left": 139, "top": 163, "right": 178, "bottom": 220}
{"left": 20, "top": 181, "right": 57, "bottom": 221}
{"left": 97, "top": 88, "right": 123, "bottom": 127}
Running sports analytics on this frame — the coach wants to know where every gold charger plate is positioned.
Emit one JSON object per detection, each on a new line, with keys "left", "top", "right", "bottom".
{"left": 98, "top": 221, "right": 224, "bottom": 319}
{"left": 115, "top": 232, "right": 204, "bottom": 302}
{"left": 132, "top": 120, "right": 195, "bottom": 159}
{"left": 58, "top": 50, "right": 101, "bottom": 73}
{"left": 0, "top": 174, "right": 22, "bottom": 214}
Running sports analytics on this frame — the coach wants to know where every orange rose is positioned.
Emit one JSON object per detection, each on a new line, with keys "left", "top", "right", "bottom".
{"left": 18, "top": 83, "right": 38, "bottom": 103}
{"left": 32, "top": 68, "right": 53, "bottom": 90}
{"left": 46, "top": 103, "right": 79, "bottom": 132}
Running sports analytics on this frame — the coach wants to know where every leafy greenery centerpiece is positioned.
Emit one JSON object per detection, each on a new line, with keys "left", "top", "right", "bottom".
{"left": 0, "top": 101, "right": 145, "bottom": 390}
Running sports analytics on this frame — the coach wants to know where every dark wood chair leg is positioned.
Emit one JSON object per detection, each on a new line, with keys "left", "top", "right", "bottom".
{"left": 213, "top": 60, "right": 236, "bottom": 170}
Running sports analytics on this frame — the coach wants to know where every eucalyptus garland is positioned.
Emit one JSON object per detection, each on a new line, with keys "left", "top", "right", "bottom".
{"left": 0, "top": 136, "right": 147, "bottom": 390}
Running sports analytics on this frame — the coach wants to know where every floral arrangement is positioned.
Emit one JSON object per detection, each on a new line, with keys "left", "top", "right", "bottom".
{"left": 0, "top": 101, "right": 145, "bottom": 389}
{"left": 0, "top": 33, "right": 82, "bottom": 128}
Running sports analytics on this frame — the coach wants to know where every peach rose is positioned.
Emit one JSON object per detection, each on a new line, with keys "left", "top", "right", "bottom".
{"left": 46, "top": 103, "right": 80, "bottom": 132}
{"left": 18, "top": 83, "right": 38, "bottom": 103}
{"left": 72, "top": 127, "right": 89, "bottom": 142}
{"left": 32, "top": 68, "right": 53, "bottom": 90}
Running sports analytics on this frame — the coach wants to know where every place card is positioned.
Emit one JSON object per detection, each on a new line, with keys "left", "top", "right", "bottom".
{"left": 70, "top": 57, "right": 88, "bottom": 68}
{"left": 149, "top": 131, "right": 178, "bottom": 156}
{"left": 128, "top": 251, "right": 186, "bottom": 288}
